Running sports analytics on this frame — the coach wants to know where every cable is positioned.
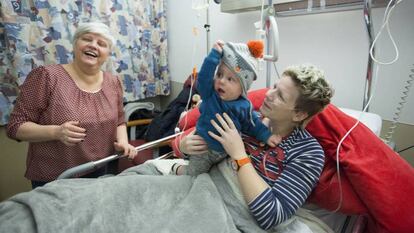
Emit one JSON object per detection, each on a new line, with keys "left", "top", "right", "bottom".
{"left": 384, "top": 65, "right": 414, "bottom": 143}
{"left": 272, "top": 62, "right": 280, "bottom": 80}
{"left": 397, "top": 145, "right": 414, "bottom": 154}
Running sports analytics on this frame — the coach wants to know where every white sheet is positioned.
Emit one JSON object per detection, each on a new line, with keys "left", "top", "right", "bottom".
{"left": 339, "top": 107, "right": 382, "bottom": 136}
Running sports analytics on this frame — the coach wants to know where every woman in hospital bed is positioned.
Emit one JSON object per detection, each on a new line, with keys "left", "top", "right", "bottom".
{"left": 167, "top": 63, "right": 334, "bottom": 230}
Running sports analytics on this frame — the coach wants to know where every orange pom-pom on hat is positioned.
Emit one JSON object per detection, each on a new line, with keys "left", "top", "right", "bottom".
{"left": 247, "top": 40, "right": 264, "bottom": 58}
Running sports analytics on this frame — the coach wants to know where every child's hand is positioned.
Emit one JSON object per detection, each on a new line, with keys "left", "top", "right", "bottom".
{"left": 213, "top": 40, "right": 224, "bottom": 54}
{"left": 267, "top": 134, "right": 282, "bottom": 147}
{"left": 262, "top": 117, "right": 270, "bottom": 127}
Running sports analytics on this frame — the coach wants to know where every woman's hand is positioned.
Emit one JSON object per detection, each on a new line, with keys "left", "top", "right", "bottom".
{"left": 56, "top": 121, "right": 86, "bottom": 146}
{"left": 179, "top": 130, "right": 208, "bottom": 155}
{"left": 208, "top": 113, "right": 247, "bottom": 160}
{"left": 114, "top": 141, "right": 137, "bottom": 159}
{"left": 210, "top": 113, "right": 270, "bottom": 203}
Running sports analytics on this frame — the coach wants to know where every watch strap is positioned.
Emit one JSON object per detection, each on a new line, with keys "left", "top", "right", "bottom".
{"left": 236, "top": 157, "right": 251, "bottom": 170}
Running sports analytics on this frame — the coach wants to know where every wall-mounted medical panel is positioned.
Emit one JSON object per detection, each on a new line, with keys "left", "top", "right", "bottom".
{"left": 221, "top": 0, "right": 390, "bottom": 16}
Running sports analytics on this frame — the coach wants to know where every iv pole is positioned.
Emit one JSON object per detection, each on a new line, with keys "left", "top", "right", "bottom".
{"left": 362, "top": 0, "right": 374, "bottom": 111}
{"left": 204, "top": 0, "right": 279, "bottom": 86}
{"left": 206, "top": 0, "right": 223, "bottom": 54}
{"left": 206, "top": 0, "right": 211, "bottom": 54}
{"left": 262, "top": 0, "right": 280, "bottom": 88}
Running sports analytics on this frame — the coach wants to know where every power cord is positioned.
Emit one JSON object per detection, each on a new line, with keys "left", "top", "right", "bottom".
{"left": 384, "top": 64, "right": 414, "bottom": 144}
{"left": 397, "top": 145, "right": 414, "bottom": 154}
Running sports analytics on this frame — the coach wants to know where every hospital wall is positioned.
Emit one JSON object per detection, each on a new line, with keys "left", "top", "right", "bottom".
{"left": 167, "top": 0, "right": 414, "bottom": 125}
{"left": 0, "top": 127, "right": 31, "bottom": 201}
{"left": 166, "top": 0, "right": 413, "bottom": 159}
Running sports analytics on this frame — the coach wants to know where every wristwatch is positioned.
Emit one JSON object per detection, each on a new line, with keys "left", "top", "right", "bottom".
{"left": 231, "top": 157, "right": 251, "bottom": 171}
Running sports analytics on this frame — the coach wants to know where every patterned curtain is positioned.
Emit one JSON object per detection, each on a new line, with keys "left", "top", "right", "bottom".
{"left": 0, "top": 0, "right": 170, "bottom": 125}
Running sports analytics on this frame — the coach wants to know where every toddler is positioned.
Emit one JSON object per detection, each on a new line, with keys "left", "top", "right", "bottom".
{"left": 174, "top": 40, "right": 281, "bottom": 175}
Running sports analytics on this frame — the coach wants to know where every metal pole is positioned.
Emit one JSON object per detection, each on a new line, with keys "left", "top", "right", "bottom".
{"left": 266, "top": 0, "right": 274, "bottom": 88}
{"left": 206, "top": 0, "right": 211, "bottom": 54}
{"left": 362, "top": 0, "right": 374, "bottom": 111}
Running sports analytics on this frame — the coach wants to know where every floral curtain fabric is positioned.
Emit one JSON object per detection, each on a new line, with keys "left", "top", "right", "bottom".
{"left": 0, "top": 0, "right": 170, "bottom": 125}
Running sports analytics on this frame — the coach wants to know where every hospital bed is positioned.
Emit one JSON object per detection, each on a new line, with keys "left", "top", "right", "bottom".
{"left": 55, "top": 103, "right": 382, "bottom": 233}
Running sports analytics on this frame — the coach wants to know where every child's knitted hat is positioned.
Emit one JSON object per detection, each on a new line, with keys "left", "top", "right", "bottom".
{"left": 222, "top": 40, "right": 264, "bottom": 97}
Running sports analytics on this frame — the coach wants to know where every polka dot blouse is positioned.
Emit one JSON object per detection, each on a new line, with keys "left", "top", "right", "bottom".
{"left": 7, "top": 65, "right": 125, "bottom": 181}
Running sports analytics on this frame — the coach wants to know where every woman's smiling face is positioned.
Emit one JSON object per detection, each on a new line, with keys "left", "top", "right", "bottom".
{"left": 73, "top": 33, "right": 110, "bottom": 68}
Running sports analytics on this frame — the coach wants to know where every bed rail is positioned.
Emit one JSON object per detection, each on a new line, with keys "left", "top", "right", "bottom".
{"left": 57, "top": 132, "right": 182, "bottom": 179}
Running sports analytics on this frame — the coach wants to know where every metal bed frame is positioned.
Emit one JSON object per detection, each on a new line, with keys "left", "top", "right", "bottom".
{"left": 57, "top": 132, "right": 182, "bottom": 179}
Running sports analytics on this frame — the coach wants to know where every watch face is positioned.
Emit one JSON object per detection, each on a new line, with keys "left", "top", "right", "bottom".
{"left": 230, "top": 160, "right": 238, "bottom": 171}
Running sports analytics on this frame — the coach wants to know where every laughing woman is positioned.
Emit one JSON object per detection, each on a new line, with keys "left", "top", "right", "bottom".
{"left": 6, "top": 22, "right": 137, "bottom": 188}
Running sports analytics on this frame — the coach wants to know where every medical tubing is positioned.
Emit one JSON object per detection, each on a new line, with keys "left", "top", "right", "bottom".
{"left": 333, "top": 0, "right": 404, "bottom": 212}
{"left": 174, "top": 72, "right": 196, "bottom": 136}
{"left": 260, "top": 0, "right": 265, "bottom": 27}
{"left": 174, "top": 3, "right": 206, "bottom": 151}
{"left": 172, "top": 74, "right": 194, "bottom": 154}
{"left": 369, "top": 0, "right": 402, "bottom": 65}
{"left": 384, "top": 64, "right": 414, "bottom": 143}
{"left": 333, "top": 64, "right": 380, "bottom": 213}
{"left": 273, "top": 62, "right": 280, "bottom": 79}
{"left": 178, "top": 3, "right": 201, "bottom": 133}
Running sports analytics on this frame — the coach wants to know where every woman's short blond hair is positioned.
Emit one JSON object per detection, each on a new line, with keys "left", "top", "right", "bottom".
{"left": 283, "top": 64, "right": 334, "bottom": 123}
{"left": 73, "top": 22, "right": 115, "bottom": 49}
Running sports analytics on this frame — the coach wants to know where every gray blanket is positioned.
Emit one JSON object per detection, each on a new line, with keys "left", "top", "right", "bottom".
{"left": 0, "top": 161, "right": 267, "bottom": 233}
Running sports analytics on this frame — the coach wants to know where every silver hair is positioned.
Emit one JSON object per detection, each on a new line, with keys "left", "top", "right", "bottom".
{"left": 73, "top": 22, "right": 115, "bottom": 49}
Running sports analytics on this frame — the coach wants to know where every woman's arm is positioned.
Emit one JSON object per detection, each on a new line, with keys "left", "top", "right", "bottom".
{"left": 209, "top": 113, "right": 325, "bottom": 230}
{"left": 15, "top": 122, "right": 58, "bottom": 142}
{"left": 114, "top": 124, "right": 137, "bottom": 159}
{"left": 208, "top": 113, "right": 270, "bottom": 202}
{"left": 172, "top": 129, "right": 208, "bottom": 158}
{"left": 15, "top": 121, "right": 86, "bottom": 146}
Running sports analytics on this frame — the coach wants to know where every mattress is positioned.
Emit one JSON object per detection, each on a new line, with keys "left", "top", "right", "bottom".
{"left": 339, "top": 107, "right": 382, "bottom": 136}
